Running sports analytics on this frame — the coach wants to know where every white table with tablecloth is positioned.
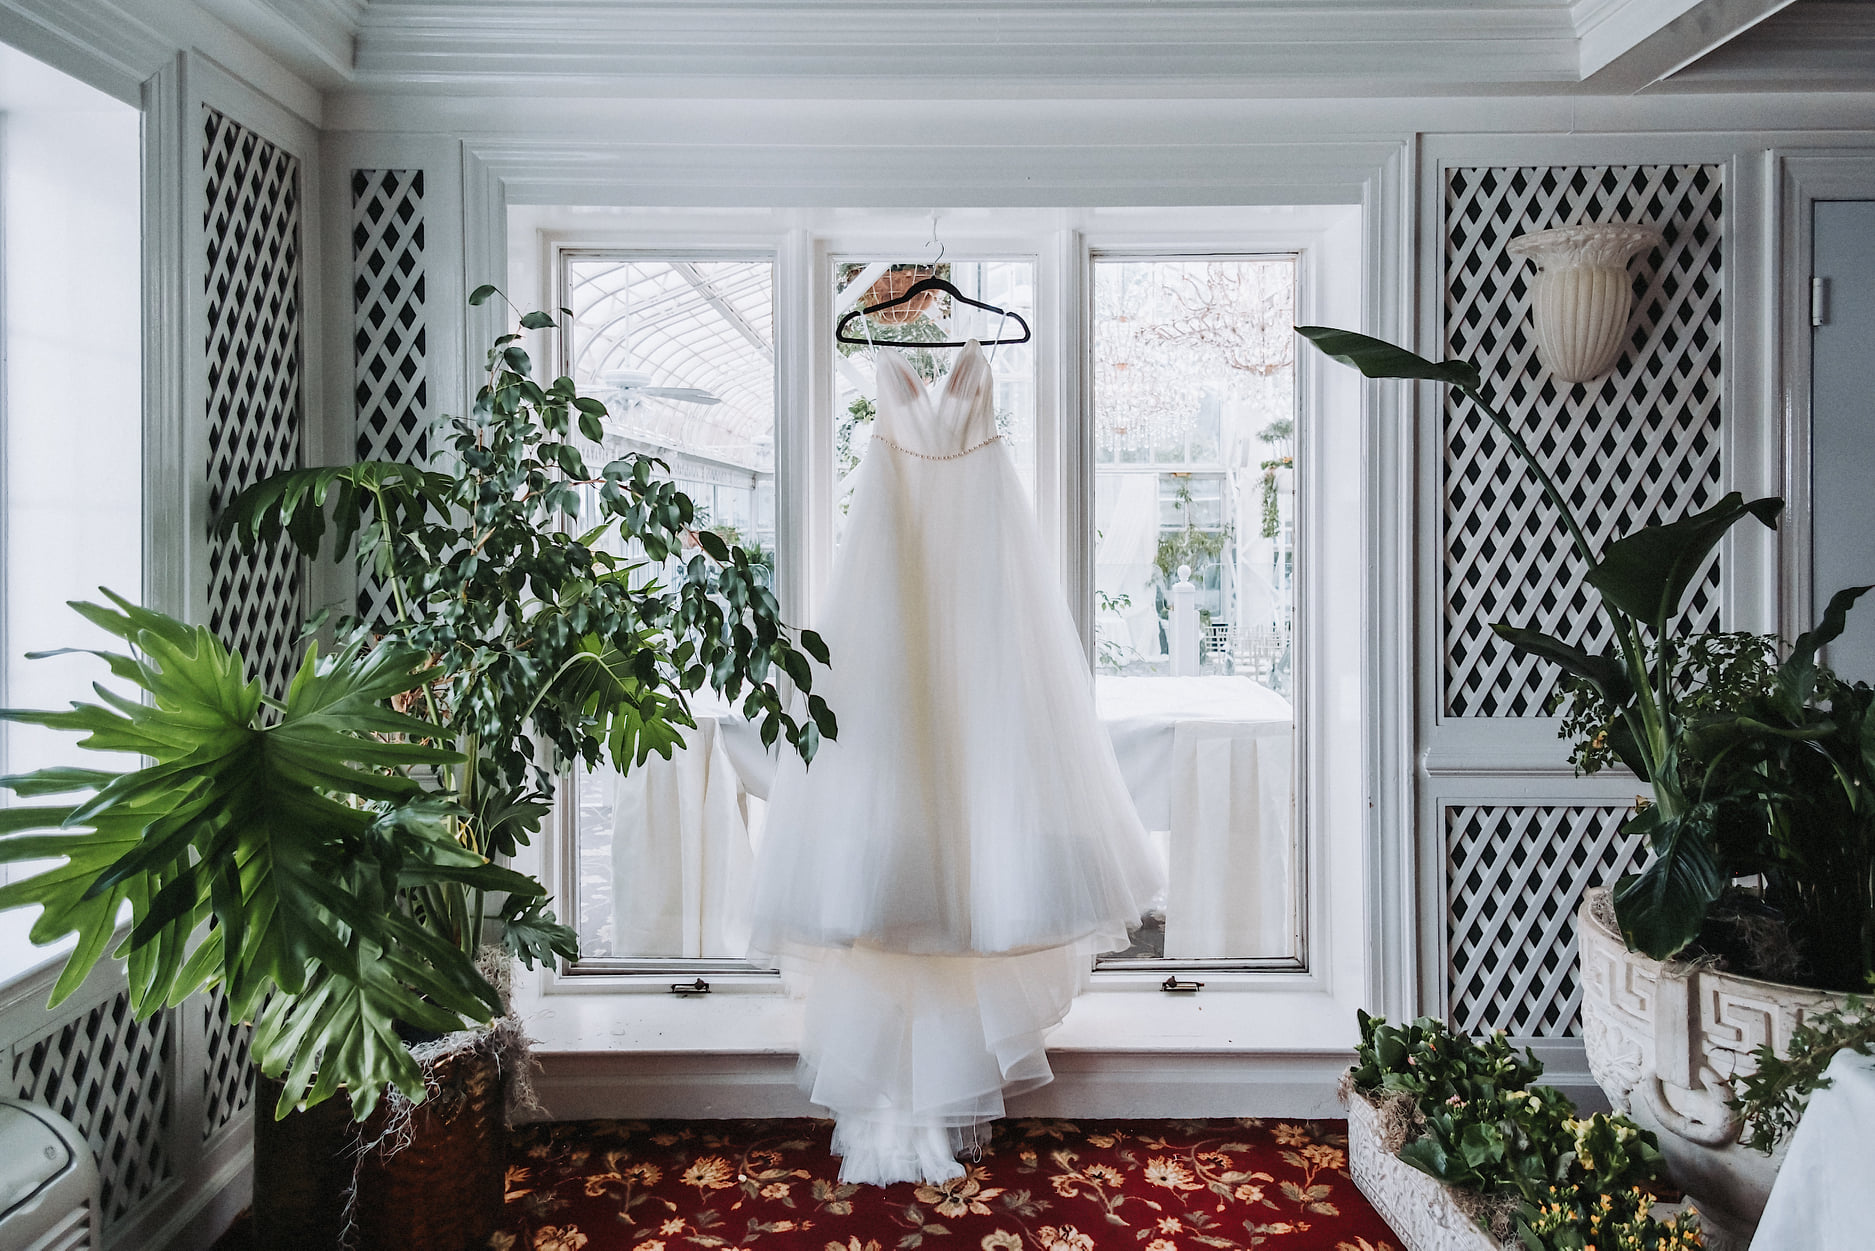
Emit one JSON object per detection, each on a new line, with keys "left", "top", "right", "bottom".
{"left": 603, "top": 676, "right": 1294, "bottom": 962}
{"left": 1750, "top": 1047, "right": 1875, "bottom": 1250}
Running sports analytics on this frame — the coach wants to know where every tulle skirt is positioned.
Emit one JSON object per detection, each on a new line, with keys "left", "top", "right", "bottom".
{"left": 749, "top": 439, "right": 1161, "bottom": 1184}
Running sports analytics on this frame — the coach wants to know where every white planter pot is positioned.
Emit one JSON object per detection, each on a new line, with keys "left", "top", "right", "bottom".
{"left": 1341, "top": 1082, "right": 1510, "bottom": 1251}
{"left": 1577, "top": 888, "right": 1852, "bottom": 1251}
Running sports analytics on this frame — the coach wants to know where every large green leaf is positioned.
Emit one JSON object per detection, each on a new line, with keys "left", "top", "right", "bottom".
{"left": 1585, "top": 493, "right": 1783, "bottom": 626}
{"left": 0, "top": 593, "right": 489, "bottom": 1119}
{"left": 1491, "top": 625, "right": 1632, "bottom": 705}
{"left": 1295, "top": 326, "right": 1481, "bottom": 389}
{"left": 1611, "top": 801, "right": 1728, "bottom": 959}
{"left": 1771, "top": 583, "right": 1873, "bottom": 719}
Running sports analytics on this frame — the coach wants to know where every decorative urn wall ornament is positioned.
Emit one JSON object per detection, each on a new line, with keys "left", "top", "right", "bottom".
{"left": 1508, "top": 222, "right": 1664, "bottom": 383}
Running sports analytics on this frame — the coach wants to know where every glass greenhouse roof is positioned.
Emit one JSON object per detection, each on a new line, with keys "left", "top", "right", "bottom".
{"left": 564, "top": 258, "right": 776, "bottom": 471}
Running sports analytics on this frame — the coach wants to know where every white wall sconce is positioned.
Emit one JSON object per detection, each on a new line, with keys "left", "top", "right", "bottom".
{"left": 1507, "top": 223, "right": 1664, "bottom": 384}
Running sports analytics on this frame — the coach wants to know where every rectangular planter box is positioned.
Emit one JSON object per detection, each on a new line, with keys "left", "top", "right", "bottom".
{"left": 1341, "top": 1083, "right": 1511, "bottom": 1251}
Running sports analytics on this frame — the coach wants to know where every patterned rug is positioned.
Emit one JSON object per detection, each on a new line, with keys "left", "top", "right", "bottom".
{"left": 495, "top": 1118, "right": 1401, "bottom": 1251}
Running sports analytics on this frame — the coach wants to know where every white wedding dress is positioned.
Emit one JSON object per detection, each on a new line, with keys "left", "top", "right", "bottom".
{"left": 748, "top": 342, "right": 1162, "bottom": 1186}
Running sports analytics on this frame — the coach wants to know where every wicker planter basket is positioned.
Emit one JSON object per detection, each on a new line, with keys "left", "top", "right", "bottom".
{"left": 1340, "top": 1080, "right": 1511, "bottom": 1251}
{"left": 254, "top": 1032, "right": 507, "bottom": 1251}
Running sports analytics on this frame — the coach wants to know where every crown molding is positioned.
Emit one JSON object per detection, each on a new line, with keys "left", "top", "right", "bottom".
{"left": 0, "top": 0, "right": 323, "bottom": 121}
{"left": 192, "top": 0, "right": 361, "bottom": 86}
{"left": 1666, "top": 1, "right": 1875, "bottom": 90}
{"left": 1577, "top": 0, "right": 1800, "bottom": 89}
{"left": 348, "top": 2, "right": 1583, "bottom": 96}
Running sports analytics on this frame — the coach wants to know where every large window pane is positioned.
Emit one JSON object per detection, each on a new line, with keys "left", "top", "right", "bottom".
{"left": 0, "top": 45, "right": 143, "bottom": 980}
{"left": 560, "top": 254, "right": 777, "bottom": 963}
{"left": 1091, "top": 257, "right": 1300, "bottom": 968}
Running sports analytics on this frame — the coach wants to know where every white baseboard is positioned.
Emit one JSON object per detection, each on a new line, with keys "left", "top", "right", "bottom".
{"left": 527, "top": 1049, "right": 1358, "bottom": 1123}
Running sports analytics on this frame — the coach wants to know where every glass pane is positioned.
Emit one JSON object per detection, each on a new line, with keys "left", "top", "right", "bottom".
{"left": 832, "top": 258, "right": 1036, "bottom": 540}
{"left": 0, "top": 45, "right": 143, "bottom": 980}
{"left": 1090, "top": 257, "right": 1300, "bottom": 967}
{"left": 561, "top": 256, "right": 777, "bottom": 961}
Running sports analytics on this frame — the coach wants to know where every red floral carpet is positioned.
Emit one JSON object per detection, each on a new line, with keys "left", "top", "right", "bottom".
{"left": 495, "top": 1118, "right": 1400, "bottom": 1251}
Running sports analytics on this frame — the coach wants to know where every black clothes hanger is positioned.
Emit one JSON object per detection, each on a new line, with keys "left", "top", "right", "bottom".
{"left": 835, "top": 276, "right": 1033, "bottom": 348}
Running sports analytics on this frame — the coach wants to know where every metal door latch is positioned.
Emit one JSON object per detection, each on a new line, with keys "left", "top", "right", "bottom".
{"left": 1160, "top": 976, "right": 1205, "bottom": 993}
{"left": 670, "top": 978, "right": 711, "bottom": 996}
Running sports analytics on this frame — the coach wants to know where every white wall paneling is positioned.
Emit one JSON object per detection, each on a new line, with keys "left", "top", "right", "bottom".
{"left": 1414, "top": 136, "right": 1784, "bottom": 1063}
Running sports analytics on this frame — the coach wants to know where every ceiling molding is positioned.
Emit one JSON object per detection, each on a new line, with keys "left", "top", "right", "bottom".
{"left": 1576, "top": 0, "right": 1802, "bottom": 90}
{"left": 1665, "top": 2, "right": 1875, "bottom": 91}
{"left": 191, "top": 0, "right": 360, "bottom": 85}
{"left": 349, "top": 2, "right": 1583, "bottom": 96}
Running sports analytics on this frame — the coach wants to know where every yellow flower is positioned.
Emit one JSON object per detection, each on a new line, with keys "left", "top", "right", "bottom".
{"left": 680, "top": 1156, "right": 736, "bottom": 1191}
{"left": 1146, "top": 1241, "right": 1178, "bottom": 1251}
{"left": 981, "top": 1234, "right": 1023, "bottom": 1251}
{"left": 532, "top": 1228, "right": 588, "bottom": 1251}
{"left": 1144, "top": 1158, "right": 1201, "bottom": 1191}
{"left": 1272, "top": 1124, "right": 1311, "bottom": 1146}
{"left": 659, "top": 1219, "right": 686, "bottom": 1235}
{"left": 825, "top": 1240, "right": 882, "bottom": 1251}
{"left": 1234, "top": 1182, "right": 1266, "bottom": 1203}
{"left": 638, "top": 1244, "right": 665, "bottom": 1251}
{"left": 1158, "top": 1217, "right": 1183, "bottom": 1234}
{"left": 1038, "top": 1226, "right": 1096, "bottom": 1251}
{"left": 624, "top": 1163, "right": 662, "bottom": 1186}
{"left": 761, "top": 1182, "right": 792, "bottom": 1200}
{"left": 1084, "top": 1163, "right": 1124, "bottom": 1187}
{"left": 583, "top": 1173, "right": 623, "bottom": 1197}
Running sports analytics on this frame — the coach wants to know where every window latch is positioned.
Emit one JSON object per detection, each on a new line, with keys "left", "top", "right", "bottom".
{"left": 670, "top": 978, "right": 711, "bottom": 996}
{"left": 1160, "top": 976, "right": 1204, "bottom": 993}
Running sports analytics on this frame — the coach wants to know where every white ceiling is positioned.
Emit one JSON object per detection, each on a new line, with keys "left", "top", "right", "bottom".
{"left": 191, "top": 0, "right": 1875, "bottom": 98}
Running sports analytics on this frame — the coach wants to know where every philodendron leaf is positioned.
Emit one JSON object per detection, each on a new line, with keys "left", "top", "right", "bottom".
{"left": 1585, "top": 492, "right": 1783, "bottom": 626}
{"left": 1491, "top": 625, "right": 1633, "bottom": 705}
{"left": 1611, "top": 803, "right": 1728, "bottom": 959}
{"left": 1295, "top": 326, "right": 1482, "bottom": 389}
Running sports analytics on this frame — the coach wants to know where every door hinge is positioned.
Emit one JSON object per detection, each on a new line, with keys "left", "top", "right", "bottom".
{"left": 1813, "top": 276, "right": 1830, "bottom": 327}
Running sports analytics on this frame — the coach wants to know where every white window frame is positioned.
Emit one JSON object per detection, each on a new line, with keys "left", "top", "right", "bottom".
{"left": 509, "top": 203, "right": 1378, "bottom": 1055}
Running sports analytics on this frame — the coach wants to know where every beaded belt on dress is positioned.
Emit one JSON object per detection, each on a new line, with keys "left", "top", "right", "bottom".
{"left": 872, "top": 434, "right": 1004, "bottom": 461}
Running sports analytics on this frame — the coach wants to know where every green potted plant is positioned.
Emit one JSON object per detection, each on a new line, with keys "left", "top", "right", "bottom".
{"left": 0, "top": 292, "right": 832, "bottom": 1250}
{"left": 1343, "top": 1012, "right": 1700, "bottom": 1251}
{"left": 1297, "top": 325, "right": 1871, "bottom": 1249}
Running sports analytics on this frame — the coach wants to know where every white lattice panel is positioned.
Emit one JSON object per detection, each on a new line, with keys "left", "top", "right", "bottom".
{"left": 1443, "top": 164, "right": 1724, "bottom": 718}
{"left": 10, "top": 991, "right": 173, "bottom": 1226}
{"left": 1447, "top": 804, "right": 1647, "bottom": 1037}
{"left": 202, "top": 986, "right": 253, "bottom": 1140}
{"left": 204, "top": 107, "right": 304, "bottom": 698}
{"left": 351, "top": 168, "right": 430, "bottom": 626}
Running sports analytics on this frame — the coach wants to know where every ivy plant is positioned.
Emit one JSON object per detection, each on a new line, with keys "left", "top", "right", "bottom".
{"left": 1352, "top": 1012, "right": 1691, "bottom": 1249}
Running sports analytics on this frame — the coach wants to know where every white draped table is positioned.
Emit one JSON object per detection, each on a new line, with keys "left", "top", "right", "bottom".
{"left": 1750, "top": 1048, "right": 1875, "bottom": 1250}
{"left": 605, "top": 676, "right": 1295, "bottom": 961}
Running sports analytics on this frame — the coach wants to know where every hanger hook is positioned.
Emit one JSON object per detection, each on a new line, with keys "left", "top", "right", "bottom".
{"left": 927, "top": 210, "right": 945, "bottom": 267}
